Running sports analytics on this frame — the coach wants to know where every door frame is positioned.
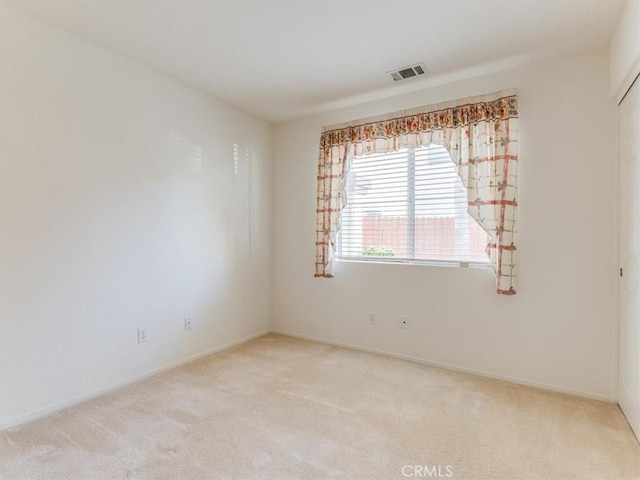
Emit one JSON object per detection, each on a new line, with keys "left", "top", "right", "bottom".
{"left": 617, "top": 72, "right": 640, "bottom": 441}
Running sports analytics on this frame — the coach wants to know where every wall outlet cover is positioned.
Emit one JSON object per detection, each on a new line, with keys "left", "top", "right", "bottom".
{"left": 138, "top": 327, "right": 148, "bottom": 343}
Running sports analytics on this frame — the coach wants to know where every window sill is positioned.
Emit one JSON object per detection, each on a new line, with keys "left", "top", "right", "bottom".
{"left": 336, "top": 257, "right": 492, "bottom": 270}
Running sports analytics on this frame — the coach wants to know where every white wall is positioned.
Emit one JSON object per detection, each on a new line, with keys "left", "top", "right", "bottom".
{"left": 272, "top": 50, "right": 618, "bottom": 401}
{"left": 610, "top": 0, "right": 640, "bottom": 101}
{"left": 0, "top": 6, "right": 272, "bottom": 428}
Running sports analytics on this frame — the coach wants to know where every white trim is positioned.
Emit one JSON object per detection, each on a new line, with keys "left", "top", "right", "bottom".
{"left": 0, "top": 330, "right": 271, "bottom": 431}
{"left": 2, "top": 327, "right": 613, "bottom": 431}
{"left": 616, "top": 64, "right": 640, "bottom": 105}
{"left": 611, "top": 95, "right": 622, "bottom": 405}
{"left": 336, "top": 257, "right": 492, "bottom": 269}
{"left": 272, "top": 329, "right": 613, "bottom": 404}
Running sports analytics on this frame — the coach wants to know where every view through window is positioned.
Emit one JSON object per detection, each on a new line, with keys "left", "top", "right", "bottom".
{"left": 338, "top": 145, "right": 489, "bottom": 266}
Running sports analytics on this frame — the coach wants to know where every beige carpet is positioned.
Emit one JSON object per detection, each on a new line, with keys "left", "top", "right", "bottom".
{"left": 1, "top": 334, "right": 639, "bottom": 480}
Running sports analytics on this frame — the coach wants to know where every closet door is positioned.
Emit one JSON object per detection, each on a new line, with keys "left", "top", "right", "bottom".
{"left": 619, "top": 74, "right": 640, "bottom": 442}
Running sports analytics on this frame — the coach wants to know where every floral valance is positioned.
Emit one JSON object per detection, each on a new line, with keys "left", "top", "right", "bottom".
{"left": 320, "top": 94, "right": 518, "bottom": 151}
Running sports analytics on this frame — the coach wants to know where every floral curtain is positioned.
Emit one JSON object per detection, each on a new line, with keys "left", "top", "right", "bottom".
{"left": 314, "top": 90, "right": 519, "bottom": 295}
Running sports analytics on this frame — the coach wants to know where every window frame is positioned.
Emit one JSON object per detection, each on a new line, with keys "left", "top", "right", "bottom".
{"left": 336, "top": 146, "right": 491, "bottom": 269}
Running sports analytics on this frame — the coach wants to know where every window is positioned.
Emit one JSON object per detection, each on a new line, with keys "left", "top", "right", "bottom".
{"left": 338, "top": 144, "right": 489, "bottom": 266}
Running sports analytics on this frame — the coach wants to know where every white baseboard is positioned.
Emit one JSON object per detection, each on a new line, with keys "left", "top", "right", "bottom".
{"left": 271, "top": 329, "right": 613, "bottom": 404}
{"left": 2, "top": 327, "right": 612, "bottom": 431}
{"left": 0, "top": 329, "right": 271, "bottom": 431}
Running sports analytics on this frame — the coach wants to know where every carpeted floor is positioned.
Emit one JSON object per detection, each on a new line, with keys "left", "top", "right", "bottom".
{"left": 1, "top": 334, "right": 639, "bottom": 480}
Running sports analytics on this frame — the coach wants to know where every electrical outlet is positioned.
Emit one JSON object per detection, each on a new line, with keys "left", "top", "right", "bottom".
{"left": 368, "top": 311, "right": 377, "bottom": 325}
{"left": 138, "top": 327, "right": 148, "bottom": 343}
{"left": 400, "top": 316, "right": 410, "bottom": 329}
{"left": 184, "top": 317, "right": 193, "bottom": 331}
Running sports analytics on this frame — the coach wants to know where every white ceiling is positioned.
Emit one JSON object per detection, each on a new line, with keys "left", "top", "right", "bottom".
{"left": 7, "top": 0, "right": 626, "bottom": 123}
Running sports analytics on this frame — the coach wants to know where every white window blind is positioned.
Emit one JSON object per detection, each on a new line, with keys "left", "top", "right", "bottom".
{"left": 338, "top": 145, "right": 489, "bottom": 266}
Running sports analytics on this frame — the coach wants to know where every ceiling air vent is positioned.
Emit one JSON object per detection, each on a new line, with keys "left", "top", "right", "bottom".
{"left": 388, "top": 63, "right": 428, "bottom": 82}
